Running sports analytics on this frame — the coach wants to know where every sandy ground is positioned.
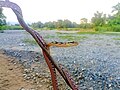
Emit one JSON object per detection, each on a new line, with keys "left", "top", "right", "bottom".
{"left": 0, "top": 51, "right": 50, "bottom": 90}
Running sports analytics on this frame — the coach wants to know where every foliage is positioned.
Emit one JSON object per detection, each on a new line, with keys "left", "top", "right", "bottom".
{"left": 94, "top": 2, "right": 120, "bottom": 32}
{"left": 94, "top": 26, "right": 110, "bottom": 32}
{"left": 0, "top": 25, "right": 23, "bottom": 30}
{"left": 111, "top": 25, "right": 120, "bottom": 32}
{"left": 108, "top": 3, "right": 120, "bottom": 26}
{"left": 79, "top": 23, "right": 93, "bottom": 29}
{"left": 31, "top": 19, "right": 79, "bottom": 30}
{"left": 31, "top": 21, "right": 44, "bottom": 29}
{"left": 6, "top": 25, "right": 23, "bottom": 30}
{"left": 91, "top": 11, "right": 107, "bottom": 26}
{"left": 0, "top": 8, "right": 6, "bottom": 26}
{"left": 1, "top": 2, "right": 120, "bottom": 33}
{"left": 79, "top": 18, "right": 93, "bottom": 29}
{"left": 0, "top": 25, "right": 6, "bottom": 30}
{"left": 80, "top": 18, "right": 88, "bottom": 24}
{"left": 44, "top": 21, "right": 56, "bottom": 29}
{"left": 94, "top": 25, "right": 120, "bottom": 32}
{"left": 112, "top": 2, "right": 120, "bottom": 16}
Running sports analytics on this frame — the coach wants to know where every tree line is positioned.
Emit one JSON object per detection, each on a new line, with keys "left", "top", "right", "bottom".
{"left": 31, "top": 2, "right": 120, "bottom": 31}
{"left": 0, "top": 2, "right": 120, "bottom": 31}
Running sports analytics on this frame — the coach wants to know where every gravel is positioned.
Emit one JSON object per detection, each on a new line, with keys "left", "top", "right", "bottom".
{"left": 0, "top": 30, "right": 120, "bottom": 90}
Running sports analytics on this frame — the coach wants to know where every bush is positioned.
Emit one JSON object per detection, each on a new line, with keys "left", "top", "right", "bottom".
{"left": 95, "top": 25, "right": 120, "bottom": 32}
{"left": 6, "top": 26, "right": 24, "bottom": 30}
{"left": 0, "top": 25, "right": 24, "bottom": 30}
{"left": 0, "top": 26, "right": 7, "bottom": 30}
{"left": 95, "top": 26, "right": 110, "bottom": 32}
{"left": 111, "top": 25, "right": 120, "bottom": 32}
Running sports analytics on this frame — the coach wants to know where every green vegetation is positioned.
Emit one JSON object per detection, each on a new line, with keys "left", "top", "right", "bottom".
{"left": 113, "top": 38, "right": 120, "bottom": 40}
{"left": 77, "top": 31, "right": 100, "bottom": 34}
{"left": 0, "top": 8, "right": 6, "bottom": 32}
{"left": 23, "top": 33, "right": 88, "bottom": 45}
{"left": 58, "top": 35, "right": 87, "bottom": 41}
{"left": 0, "top": 8, "right": 23, "bottom": 31}
{"left": 1, "top": 2, "right": 120, "bottom": 33}
{"left": 93, "top": 3, "right": 120, "bottom": 32}
{"left": 31, "top": 19, "right": 80, "bottom": 30}
{"left": 44, "top": 35, "right": 55, "bottom": 39}
{"left": 95, "top": 38, "right": 104, "bottom": 40}
{"left": 23, "top": 38, "right": 37, "bottom": 45}
{"left": 77, "top": 31, "right": 120, "bottom": 36}
{"left": 44, "top": 34, "right": 87, "bottom": 41}
{"left": 0, "top": 8, "right": 6, "bottom": 27}
{"left": 0, "top": 25, "right": 23, "bottom": 30}
{"left": 29, "top": 2, "right": 120, "bottom": 33}
{"left": 56, "top": 32, "right": 88, "bottom": 41}
{"left": 6, "top": 25, "right": 23, "bottom": 30}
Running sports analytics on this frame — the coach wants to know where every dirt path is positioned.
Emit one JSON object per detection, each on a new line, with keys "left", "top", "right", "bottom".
{"left": 0, "top": 51, "right": 49, "bottom": 90}
{"left": 0, "top": 51, "right": 68, "bottom": 90}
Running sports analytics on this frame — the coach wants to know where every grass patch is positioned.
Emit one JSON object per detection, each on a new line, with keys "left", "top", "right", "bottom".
{"left": 77, "top": 31, "right": 120, "bottom": 36}
{"left": 103, "top": 32, "right": 120, "bottom": 36}
{"left": 23, "top": 38, "right": 37, "bottom": 45}
{"left": 58, "top": 35, "right": 88, "bottom": 41}
{"left": 57, "top": 32, "right": 88, "bottom": 41}
{"left": 77, "top": 31, "right": 100, "bottom": 34}
{"left": 44, "top": 35, "right": 55, "bottom": 39}
{"left": 56, "top": 32, "right": 74, "bottom": 35}
{"left": 113, "top": 38, "right": 120, "bottom": 40}
{"left": 95, "top": 38, "right": 104, "bottom": 40}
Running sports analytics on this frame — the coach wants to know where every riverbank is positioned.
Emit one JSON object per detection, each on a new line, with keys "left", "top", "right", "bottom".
{"left": 0, "top": 30, "right": 120, "bottom": 89}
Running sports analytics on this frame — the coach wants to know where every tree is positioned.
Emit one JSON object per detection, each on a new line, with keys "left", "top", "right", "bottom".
{"left": 56, "top": 20, "right": 64, "bottom": 29}
{"left": 112, "top": 2, "right": 120, "bottom": 16}
{"left": 80, "top": 18, "right": 88, "bottom": 24}
{"left": 0, "top": 8, "right": 6, "bottom": 26}
{"left": 108, "top": 2, "right": 120, "bottom": 25}
{"left": 31, "top": 21, "right": 44, "bottom": 28}
{"left": 44, "top": 21, "right": 55, "bottom": 29}
{"left": 80, "top": 18, "right": 89, "bottom": 29}
{"left": 91, "top": 11, "right": 106, "bottom": 26}
{"left": 63, "top": 19, "right": 72, "bottom": 28}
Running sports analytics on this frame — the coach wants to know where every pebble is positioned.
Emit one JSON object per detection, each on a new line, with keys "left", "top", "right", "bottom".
{"left": 0, "top": 30, "right": 120, "bottom": 89}
{"left": 19, "top": 87, "right": 25, "bottom": 90}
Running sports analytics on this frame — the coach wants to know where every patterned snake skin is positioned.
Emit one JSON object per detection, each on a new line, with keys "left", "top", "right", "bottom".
{"left": 0, "top": 0, "right": 79, "bottom": 89}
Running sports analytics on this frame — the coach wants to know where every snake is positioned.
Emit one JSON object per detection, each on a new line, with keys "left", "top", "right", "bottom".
{"left": 0, "top": 0, "right": 79, "bottom": 90}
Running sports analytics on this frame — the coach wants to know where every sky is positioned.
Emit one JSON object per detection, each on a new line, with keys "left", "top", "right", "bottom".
{"left": 2, "top": 0, "right": 120, "bottom": 24}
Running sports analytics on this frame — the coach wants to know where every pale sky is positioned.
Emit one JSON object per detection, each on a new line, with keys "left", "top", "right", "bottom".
{"left": 2, "top": 0, "right": 120, "bottom": 24}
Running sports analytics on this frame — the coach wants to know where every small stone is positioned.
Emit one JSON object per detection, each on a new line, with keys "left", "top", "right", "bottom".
{"left": 109, "top": 84, "right": 112, "bottom": 87}
{"left": 38, "top": 84, "right": 42, "bottom": 87}
{"left": 19, "top": 87, "right": 25, "bottom": 90}
{"left": 34, "top": 58, "right": 39, "bottom": 62}
{"left": 8, "top": 68, "right": 13, "bottom": 70}
{"left": 89, "top": 87, "right": 93, "bottom": 90}
{"left": 19, "top": 43, "right": 26, "bottom": 46}
{"left": 24, "top": 69, "right": 30, "bottom": 73}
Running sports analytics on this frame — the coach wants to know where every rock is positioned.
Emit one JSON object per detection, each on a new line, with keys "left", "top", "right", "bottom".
{"left": 19, "top": 43, "right": 26, "bottom": 46}
{"left": 19, "top": 87, "right": 25, "bottom": 90}
{"left": 1, "top": 30, "right": 120, "bottom": 89}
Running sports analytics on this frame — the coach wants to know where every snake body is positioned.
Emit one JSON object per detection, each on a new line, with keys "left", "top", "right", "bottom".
{"left": 0, "top": 0, "right": 79, "bottom": 90}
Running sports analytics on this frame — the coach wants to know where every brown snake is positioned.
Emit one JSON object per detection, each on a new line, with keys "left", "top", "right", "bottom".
{"left": 0, "top": 0, "right": 79, "bottom": 89}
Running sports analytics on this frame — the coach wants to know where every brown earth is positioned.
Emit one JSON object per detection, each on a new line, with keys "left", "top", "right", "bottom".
{"left": 0, "top": 51, "right": 68, "bottom": 90}
{"left": 0, "top": 51, "right": 51, "bottom": 90}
